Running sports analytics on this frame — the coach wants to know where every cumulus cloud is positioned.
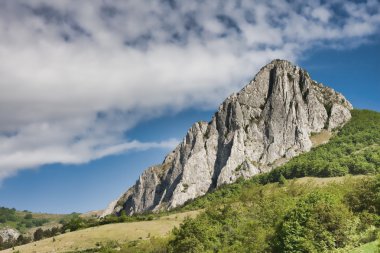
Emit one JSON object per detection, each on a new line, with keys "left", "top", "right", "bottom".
{"left": 0, "top": 0, "right": 379, "bottom": 180}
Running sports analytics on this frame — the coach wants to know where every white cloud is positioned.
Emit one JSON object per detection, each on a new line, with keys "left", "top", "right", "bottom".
{"left": 311, "top": 7, "right": 331, "bottom": 23}
{"left": 0, "top": 0, "right": 379, "bottom": 180}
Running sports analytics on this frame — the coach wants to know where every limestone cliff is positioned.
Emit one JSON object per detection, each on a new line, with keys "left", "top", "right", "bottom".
{"left": 106, "top": 59, "right": 352, "bottom": 216}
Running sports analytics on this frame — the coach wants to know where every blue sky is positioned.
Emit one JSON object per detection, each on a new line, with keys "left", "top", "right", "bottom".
{"left": 0, "top": 0, "right": 379, "bottom": 213}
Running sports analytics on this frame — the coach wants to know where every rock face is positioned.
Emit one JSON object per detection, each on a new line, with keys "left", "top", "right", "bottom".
{"left": 99, "top": 199, "right": 119, "bottom": 218}
{"left": 106, "top": 59, "right": 352, "bottom": 216}
{"left": 0, "top": 228, "right": 20, "bottom": 242}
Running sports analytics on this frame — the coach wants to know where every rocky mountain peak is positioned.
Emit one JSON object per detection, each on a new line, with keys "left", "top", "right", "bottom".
{"left": 104, "top": 59, "right": 352, "bottom": 216}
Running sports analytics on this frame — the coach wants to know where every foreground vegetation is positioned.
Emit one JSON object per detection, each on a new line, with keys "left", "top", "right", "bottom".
{"left": 169, "top": 176, "right": 380, "bottom": 252}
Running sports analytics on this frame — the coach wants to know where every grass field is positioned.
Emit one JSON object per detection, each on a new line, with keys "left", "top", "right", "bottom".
{"left": 293, "top": 175, "right": 366, "bottom": 186}
{"left": 349, "top": 241, "right": 379, "bottom": 253}
{"left": 1, "top": 210, "right": 199, "bottom": 253}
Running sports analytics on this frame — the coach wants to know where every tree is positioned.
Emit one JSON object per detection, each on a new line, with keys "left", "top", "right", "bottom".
{"left": 24, "top": 213, "right": 33, "bottom": 219}
{"left": 278, "top": 174, "right": 287, "bottom": 185}
{"left": 33, "top": 228, "right": 44, "bottom": 241}
{"left": 51, "top": 227, "right": 60, "bottom": 236}
{"left": 345, "top": 175, "right": 380, "bottom": 215}
{"left": 119, "top": 210, "right": 128, "bottom": 222}
{"left": 275, "top": 192, "right": 356, "bottom": 252}
{"left": 62, "top": 216, "right": 86, "bottom": 232}
{"left": 17, "top": 235, "right": 31, "bottom": 245}
{"left": 43, "top": 228, "right": 52, "bottom": 238}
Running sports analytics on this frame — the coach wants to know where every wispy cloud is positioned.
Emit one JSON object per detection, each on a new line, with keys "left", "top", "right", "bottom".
{"left": 0, "top": 0, "right": 379, "bottom": 180}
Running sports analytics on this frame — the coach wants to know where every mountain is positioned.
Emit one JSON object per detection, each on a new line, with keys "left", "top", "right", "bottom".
{"left": 103, "top": 59, "right": 353, "bottom": 217}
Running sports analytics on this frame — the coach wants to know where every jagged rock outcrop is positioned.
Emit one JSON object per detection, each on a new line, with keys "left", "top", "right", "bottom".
{"left": 0, "top": 228, "right": 20, "bottom": 242}
{"left": 106, "top": 59, "right": 352, "bottom": 216}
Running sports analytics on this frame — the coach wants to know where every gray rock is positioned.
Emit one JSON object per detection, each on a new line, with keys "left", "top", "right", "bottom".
{"left": 103, "top": 59, "right": 352, "bottom": 216}
{"left": 0, "top": 228, "right": 20, "bottom": 242}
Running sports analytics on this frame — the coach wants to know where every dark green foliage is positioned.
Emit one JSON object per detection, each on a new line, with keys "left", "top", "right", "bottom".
{"left": 61, "top": 215, "right": 93, "bottom": 232}
{"left": 0, "top": 207, "right": 17, "bottom": 223}
{"left": 169, "top": 176, "right": 380, "bottom": 253}
{"left": 16, "top": 235, "right": 32, "bottom": 245}
{"left": 344, "top": 174, "right": 380, "bottom": 215}
{"left": 169, "top": 184, "right": 290, "bottom": 253}
{"left": 0, "top": 238, "right": 29, "bottom": 251}
{"left": 278, "top": 174, "right": 287, "bottom": 185}
{"left": 275, "top": 192, "right": 357, "bottom": 252}
{"left": 24, "top": 213, "right": 33, "bottom": 219}
{"left": 99, "top": 211, "right": 161, "bottom": 225}
{"left": 33, "top": 228, "right": 44, "bottom": 241}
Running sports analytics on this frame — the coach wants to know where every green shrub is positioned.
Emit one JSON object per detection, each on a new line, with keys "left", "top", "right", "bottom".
{"left": 345, "top": 175, "right": 380, "bottom": 215}
{"left": 275, "top": 192, "right": 357, "bottom": 252}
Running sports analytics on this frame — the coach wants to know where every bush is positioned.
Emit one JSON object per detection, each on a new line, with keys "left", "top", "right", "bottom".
{"left": 275, "top": 192, "right": 357, "bottom": 252}
{"left": 33, "top": 228, "right": 44, "bottom": 241}
{"left": 345, "top": 175, "right": 380, "bottom": 215}
{"left": 24, "top": 213, "right": 33, "bottom": 219}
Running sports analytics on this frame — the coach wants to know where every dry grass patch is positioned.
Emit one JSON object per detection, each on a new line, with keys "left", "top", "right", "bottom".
{"left": 310, "top": 130, "right": 332, "bottom": 147}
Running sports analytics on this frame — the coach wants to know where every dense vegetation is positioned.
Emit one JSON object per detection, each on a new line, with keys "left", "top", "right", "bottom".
{"left": 166, "top": 176, "right": 379, "bottom": 253}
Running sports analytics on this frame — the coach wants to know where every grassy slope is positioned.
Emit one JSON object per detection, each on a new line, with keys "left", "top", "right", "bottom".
{"left": 0, "top": 211, "right": 199, "bottom": 253}
{"left": 349, "top": 241, "right": 379, "bottom": 253}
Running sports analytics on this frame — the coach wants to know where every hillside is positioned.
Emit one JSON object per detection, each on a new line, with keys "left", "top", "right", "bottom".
{"left": 0, "top": 208, "right": 68, "bottom": 235}
{"left": 166, "top": 175, "right": 379, "bottom": 252}
{"left": 102, "top": 175, "right": 379, "bottom": 253}
{"left": 1, "top": 109, "right": 379, "bottom": 252}
{"left": 3, "top": 176, "right": 377, "bottom": 253}
{"left": 1, "top": 211, "right": 199, "bottom": 253}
